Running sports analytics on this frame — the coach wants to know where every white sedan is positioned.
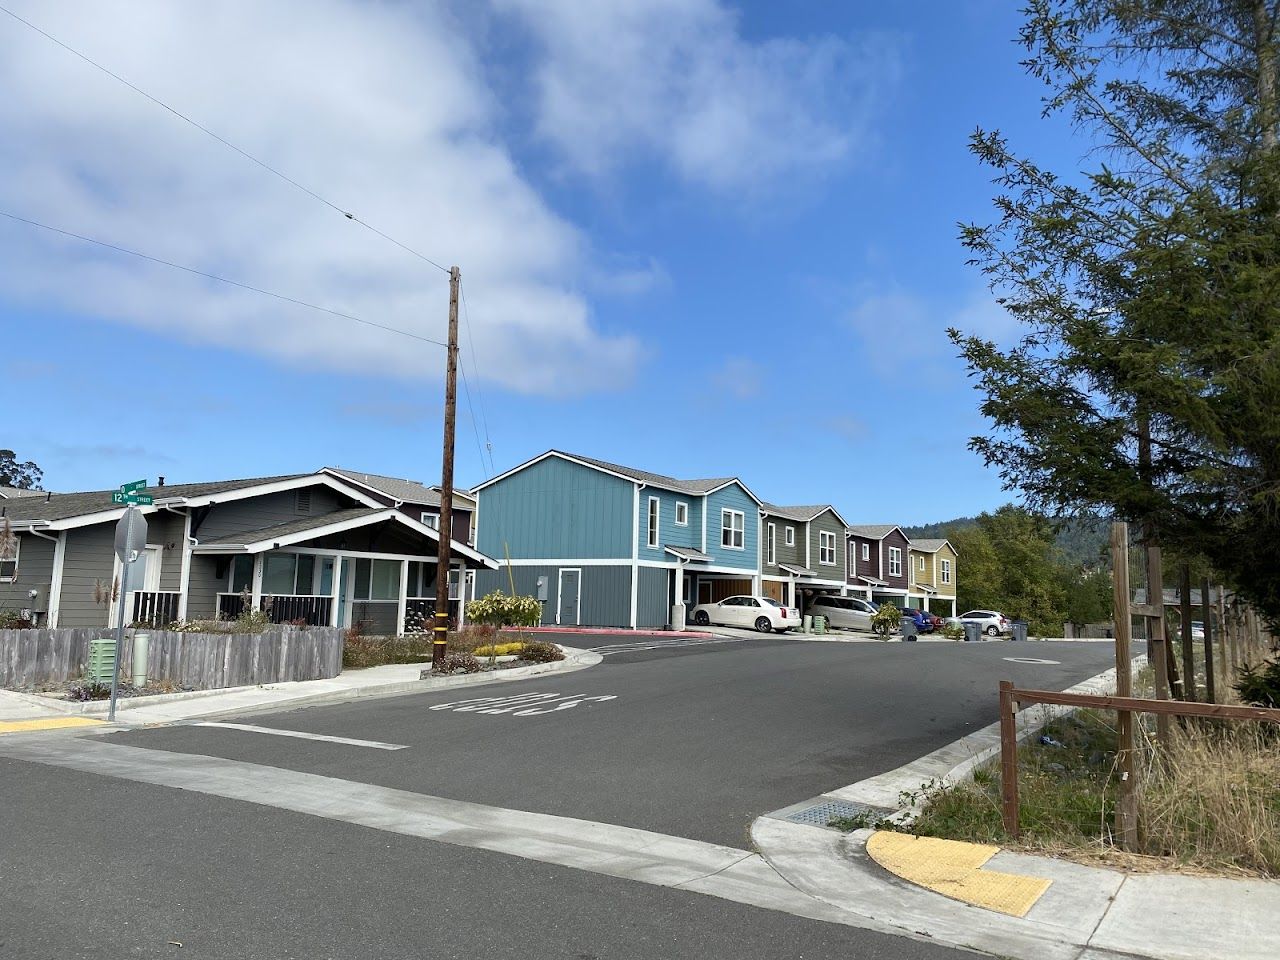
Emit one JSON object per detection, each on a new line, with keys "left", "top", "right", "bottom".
{"left": 690, "top": 595, "right": 801, "bottom": 633}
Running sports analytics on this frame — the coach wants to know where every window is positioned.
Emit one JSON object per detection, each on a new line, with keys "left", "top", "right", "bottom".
{"left": 262, "top": 553, "right": 317, "bottom": 595}
{"left": 785, "top": 526, "right": 795, "bottom": 546}
{"left": 647, "top": 496, "right": 660, "bottom": 549}
{"left": 295, "top": 489, "right": 312, "bottom": 515}
{"left": 941, "top": 558, "right": 952, "bottom": 584}
{"left": 420, "top": 512, "right": 440, "bottom": 530}
{"left": 354, "top": 558, "right": 401, "bottom": 600}
{"left": 675, "top": 501, "right": 688, "bottom": 526}
{"left": 0, "top": 534, "right": 17, "bottom": 581}
{"left": 721, "top": 509, "right": 744, "bottom": 549}
{"left": 861, "top": 543, "right": 870, "bottom": 562}
{"left": 919, "top": 555, "right": 926, "bottom": 572}
{"left": 819, "top": 531, "right": 836, "bottom": 565}
{"left": 888, "top": 547, "right": 902, "bottom": 577}
{"left": 767, "top": 523, "right": 776, "bottom": 565}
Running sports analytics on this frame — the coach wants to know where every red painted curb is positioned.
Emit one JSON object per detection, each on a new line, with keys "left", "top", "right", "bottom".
{"left": 520, "top": 626, "right": 717, "bottom": 639}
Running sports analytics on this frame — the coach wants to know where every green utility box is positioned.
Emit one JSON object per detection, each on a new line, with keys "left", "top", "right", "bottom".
{"left": 87, "top": 637, "right": 116, "bottom": 684}
{"left": 812, "top": 615, "right": 827, "bottom": 635}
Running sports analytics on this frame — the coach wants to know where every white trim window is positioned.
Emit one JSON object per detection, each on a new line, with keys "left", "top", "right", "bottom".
{"left": 941, "top": 558, "right": 952, "bottom": 584}
{"left": 888, "top": 546, "right": 903, "bottom": 578}
{"left": 0, "top": 533, "right": 17, "bottom": 581}
{"left": 918, "top": 555, "right": 926, "bottom": 572}
{"left": 721, "top": 508, "right": 745, "bottom": 550}
{"left": 819, "top": 531, "right": 836, "bottom": 565}
{"left": 785, "top": 526, "right": 795, "bottom": 546}
{"left": 674, "top": 501, "right": 689, "bottom": 526}
{"left": 420, "top": 512, "right": 440, "bottom": 530}
{"left": 647, "top": 496, "right": 660, "bottom": 550}
{"left": 861, "top": 542, "right": 870, "bottom": 562}
{"left": 767, "top": 523, "right": 776, "bottom": 565}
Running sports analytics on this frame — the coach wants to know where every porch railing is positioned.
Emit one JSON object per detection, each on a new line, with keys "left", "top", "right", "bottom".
{"left": 131, "top": 591, "right": 182, "bottom": 627}
{"left": 406, "top": 597, "right": 461, "bottom": 628}
{"left": 215, "top": 592, "right": 333, "bottom": 626}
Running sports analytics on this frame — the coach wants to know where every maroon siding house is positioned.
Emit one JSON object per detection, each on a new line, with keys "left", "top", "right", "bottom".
{"left": 846, "top": 524, "right": 911, "bottom": 608}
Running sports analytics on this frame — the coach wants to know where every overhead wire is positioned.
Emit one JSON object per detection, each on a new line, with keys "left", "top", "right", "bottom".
{"left": 458, "top": 280, "right": 496, "bottom": 476}
{"left": 0, "top": 2, "right": 451, "bottom": 276}
{"left": 0, "top": 209, "right": 449, "bottom": 348}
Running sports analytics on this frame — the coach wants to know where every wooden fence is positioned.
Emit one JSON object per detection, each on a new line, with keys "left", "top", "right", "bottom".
{"left": 0, "top": 626, "right": 344, "bottom": 691}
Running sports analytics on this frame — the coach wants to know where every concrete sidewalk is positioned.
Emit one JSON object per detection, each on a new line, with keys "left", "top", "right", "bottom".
{"left": 751, "top": 659, "right": 1279, "bottom": 960}
{"left": 0, "top": 645, "right": 600, "bottom": 729}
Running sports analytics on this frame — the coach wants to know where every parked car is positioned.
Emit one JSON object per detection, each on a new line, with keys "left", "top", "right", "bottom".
{"left": 1191, "top": 621, "right": 1205, "bottom": 641}
{"left": 690, "top": 596, "right": 801, "bottom": 633}
{"left": 806, "top": 595, "right": 879, "bottom": 632}
{"left": 902, "top": 608, "right": 936, "bottom": 634}
{"left": 951, "top": 609, "right": 1010, "bottom": 637}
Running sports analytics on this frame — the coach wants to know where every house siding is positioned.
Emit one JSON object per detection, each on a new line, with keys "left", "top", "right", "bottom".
{"left": 0, "top": 532, "right": 55, "bottom": 613}
{"left": 703, "top": 483, "right": 758, "bottom": 570}
{"left": 638, "top": 489, "right": 702, "bottom": 563}
{"left": 848, "top": 535, "right": 879, "bottom": 584}
{"left": 808, "top": 510, "right": 847, "bottom": 582}
{"left": 150, "top": 510, "right": 187, "bottom": 591}
{"left": 476, "top": 456, "right": 634, "bottom": 560}
{"left": 760, "top": 514, "right": 804, "bottom": 578}
{"left": 880, "top": 529, "right": 911, "bottom": 591}
{"left": 187, "top": 554, "right": 223, "bottom": 620}
{"left": 57, "top": 523, "right": 116, "bottom": 628}
{"left": 195, "top": 487, "right": 346, "bottom": 542}
{"left": 636, "top": 566, "right": 672, "bottom": 628}
{"left": 474, "top": 563, "right": 635, "bottom": 627}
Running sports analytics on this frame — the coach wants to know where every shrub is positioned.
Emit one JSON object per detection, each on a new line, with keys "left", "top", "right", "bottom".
{"left": 447, "top": 624, "right": 499, "bottom": 653}
{"left": 1235, "top": 657, "right": 1280, "bottom": 708}
{"left": 343, "top": 633, "right": 433, "bottom": 670}
{"left": 870, "top": 603, "right": 900, "bottom": 636}
{"left": 66, "top": 681, "right": 113, "bottom": 701}
{"left": 472, "top": 642, "right": 526, "bottom": 658}
{"left": 466, "top": 591, "right": 542, "bottom": 628}
{"left": 519, "top": 640, "right": 564, "bottom": 664}
{"left": 939, "top": 622, "right": 964, "bottom": 641}
{"left": 434, "top": 652, "right": 482, "bottom": 675}
{"left": 0, "top": 608, "right": 34, "bottom": 629}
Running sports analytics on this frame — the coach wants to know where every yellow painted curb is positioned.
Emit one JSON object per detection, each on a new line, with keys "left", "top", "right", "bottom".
{"left": 0, "top": 716, "right": 104, "bottom": 735}
{"left": 866, "top": 831, "right": 1052, "bottom": 918}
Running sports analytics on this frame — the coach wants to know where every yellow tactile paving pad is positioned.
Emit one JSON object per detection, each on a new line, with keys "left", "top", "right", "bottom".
{"left": 866, "top": 831, "right": 1052, "bottom": 917}
{"left": 0, "top": 717, "right": 104, "bottom": 735}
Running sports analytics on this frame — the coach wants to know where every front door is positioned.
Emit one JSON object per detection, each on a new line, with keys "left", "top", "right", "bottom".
{"left": 558, "top": 569, "right": 580, "bottom": 625}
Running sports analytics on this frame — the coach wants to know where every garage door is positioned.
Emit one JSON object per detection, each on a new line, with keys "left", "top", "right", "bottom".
{"left": 760, "top": 580, "right": 785, "bottom": 602}
{"left": 699, "top": 578, "right": 753, "bottom": 603}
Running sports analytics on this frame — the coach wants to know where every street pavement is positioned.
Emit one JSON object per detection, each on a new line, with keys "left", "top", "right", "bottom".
{"left": 1, "top": 637, "right": 1117, "bottom": 959}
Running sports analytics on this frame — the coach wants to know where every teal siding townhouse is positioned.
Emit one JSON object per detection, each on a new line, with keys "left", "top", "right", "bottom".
{"left": 472, "top": 451, "right": 762, "bottom": 628}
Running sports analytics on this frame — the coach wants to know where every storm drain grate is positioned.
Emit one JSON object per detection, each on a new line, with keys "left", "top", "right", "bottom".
{"left": 784, "top": 799, "right": 896, "bottom": 828}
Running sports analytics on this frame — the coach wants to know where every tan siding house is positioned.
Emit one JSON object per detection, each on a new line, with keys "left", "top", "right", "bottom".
{"left": 908, "top": 538, "right": 958, "bottom": 616}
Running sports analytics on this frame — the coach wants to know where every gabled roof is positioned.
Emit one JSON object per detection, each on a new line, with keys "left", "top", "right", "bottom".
{"left": 846, "top": 524, "right": 905, "bottom": 540}
{"left": 762, "top": 503, "right": 850, "bottom": 526}
{"left": 909, "top": 538, "right": 955, "bottom": 554}
{"left": 473, "top": 450, "right": 763, "bottom": 504}
{"left": 0, "top": 486, "right": 45, "bottom": 499}
{"left": 320, "top": 467, "right": 476, "bottom": 508}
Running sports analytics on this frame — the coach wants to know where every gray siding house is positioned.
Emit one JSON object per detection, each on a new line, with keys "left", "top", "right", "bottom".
{"left": 0, "top": 471, "right": 495, "bottom": 634}
{"left": 759, "top": 503, "right": 849, "bottom": 610}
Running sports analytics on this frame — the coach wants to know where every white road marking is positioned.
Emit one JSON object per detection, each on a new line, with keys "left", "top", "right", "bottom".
{"left": 591, "top": 637, "right": 744, "bottom": 656}
{"left": 190, "top": 722, "right": 408, "bottom": 750}
{"left": 1002, "top": 657, "right": 1062, "bottom": 665}
{"left": 428, "top": 692, "right": 617, "bottom": 716}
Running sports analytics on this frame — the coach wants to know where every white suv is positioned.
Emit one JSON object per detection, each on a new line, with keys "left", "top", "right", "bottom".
{"left": 954, "top": 610, "right": 1010, "bottom": 637}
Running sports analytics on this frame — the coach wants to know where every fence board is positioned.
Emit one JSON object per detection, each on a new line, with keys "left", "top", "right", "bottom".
{"left": 0, "top": 626, "right": 343, "bottom": 690}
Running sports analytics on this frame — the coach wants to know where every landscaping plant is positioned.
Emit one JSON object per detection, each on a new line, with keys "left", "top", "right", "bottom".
{"left": 518, "top": 640, "right": 564, "bottom": 664}
{"left": 870, "top": 603, "right": 900, "bottom": 638}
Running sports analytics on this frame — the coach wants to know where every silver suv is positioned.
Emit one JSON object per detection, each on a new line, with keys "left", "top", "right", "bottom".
{"left": 806, "top": 594, "right": 878, "bottom": 632}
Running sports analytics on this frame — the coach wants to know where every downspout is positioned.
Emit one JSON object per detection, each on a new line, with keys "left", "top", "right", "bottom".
{"left": 630, "top": 483, "right": 645, "bottom": 628}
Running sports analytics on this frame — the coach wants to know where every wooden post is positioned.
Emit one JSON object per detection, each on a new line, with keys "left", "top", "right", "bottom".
{"left": 1179, "top": 564, "right": 1196, "bottom": 701}
{"left": 1201, "top": 578, "right": 1216, "bottom": 703}
{"left": 1110, "top": 523, "right": 1139, "bottom": 848}
{"left": 999, "top": 680, "right": 1019, "bottom": 838}
{"left": 1218, "top": 586, "right": 1230, "bottom": 685}
{"left": 1145, "top": 543, "right": 1173, "bottom": 742}
{"left": 431, "top": 265, "right": 461, "bottom": 670}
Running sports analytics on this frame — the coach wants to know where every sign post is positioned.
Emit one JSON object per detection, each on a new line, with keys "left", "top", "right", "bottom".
{"left": 109, "top": 502, "right": 148, "bottom": 722}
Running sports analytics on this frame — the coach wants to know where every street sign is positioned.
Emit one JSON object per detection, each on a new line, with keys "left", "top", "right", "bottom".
{"left": 111, "top": 491, "right": 154, "bottom": 506}
{"left": 120, "top": 479, "right": 147, "bottom": 494}
{"left": 113, "top": 506, "right": 148, "bottom": 563}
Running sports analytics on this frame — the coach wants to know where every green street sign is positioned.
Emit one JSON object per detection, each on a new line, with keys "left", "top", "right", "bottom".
{"left": 112, "top": 491, "right": 153, "bottom": 506}
{"left": 120, "top": 479, "right": 147, "bottom": 494}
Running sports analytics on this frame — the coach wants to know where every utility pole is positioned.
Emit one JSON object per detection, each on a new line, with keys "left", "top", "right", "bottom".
{"left": 432, "top": 265, "right": 461, "bottom": 671}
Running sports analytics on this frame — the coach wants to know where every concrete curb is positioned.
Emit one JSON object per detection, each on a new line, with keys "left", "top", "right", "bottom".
{"left": 750, "top": 656, "right": 1280, "bottom": 960}
{"left": 52, "top": 646, "right": 603, "bottom": 726}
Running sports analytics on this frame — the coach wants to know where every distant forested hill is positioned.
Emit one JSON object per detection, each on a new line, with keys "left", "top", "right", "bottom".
{"left": 903, "top": 513, "right": 1110, "bottom": 568}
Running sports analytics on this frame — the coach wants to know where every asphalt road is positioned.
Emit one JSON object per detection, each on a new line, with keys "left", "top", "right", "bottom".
{"left": 0, "top": 637, "right": 1117, "bottom": 959}
{"left": 111, "top": 638, "right": 1114, "bottom": 847}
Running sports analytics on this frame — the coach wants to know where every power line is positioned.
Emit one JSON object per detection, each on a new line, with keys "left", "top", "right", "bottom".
{"left": 0, "top": 209, "right": 448, "bottom": 348}
{"left": 458, "top": 280, "right": 496, "bottom": 474}
{"left": 0, "top": 2, "right": 450, "bottom": 275}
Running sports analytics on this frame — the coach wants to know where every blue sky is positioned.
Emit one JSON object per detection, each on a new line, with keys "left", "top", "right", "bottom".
{"left": 0, "top": 1, "right": 1087, "bottom": 524}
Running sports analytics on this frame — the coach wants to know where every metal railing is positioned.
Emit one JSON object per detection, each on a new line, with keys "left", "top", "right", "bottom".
{"left": 215, "top": 592, "right": 333, "bottom": 626}
{"left": 131, "top": 591, "right": 182, "bottom": 627}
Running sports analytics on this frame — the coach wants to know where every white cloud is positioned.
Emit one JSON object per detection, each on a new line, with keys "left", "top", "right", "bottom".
{"left": 0, "top": 0, "right": 640, "bottom": 395}
{"left": 493, "top": 0, "right": 896, "bottom": 192}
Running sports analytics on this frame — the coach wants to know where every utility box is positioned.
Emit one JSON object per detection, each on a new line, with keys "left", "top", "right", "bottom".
{"left": 536, "top": 576, "right": 549, "bottom": 602}
{"left": 29, "top": 583, "right": 50, "bottom": 614}
{"left": 87, "top": 637, "right": 116, "bottom": 684}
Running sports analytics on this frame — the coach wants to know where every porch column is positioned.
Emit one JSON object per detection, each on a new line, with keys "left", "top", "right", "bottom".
{"left": 177, "top": 512, "right": 192, "bottom": 622}
{"left": 396, "top": 560, "right": 409, "bottom": 636}
{"left": 329, "top": 554, "right": 342, "bottom": 627}
{"left": 454, "top": 561, "right": 467, "bottom": 627}
{"left": 250, "top": 554, "right": 264, "bottom": 612}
